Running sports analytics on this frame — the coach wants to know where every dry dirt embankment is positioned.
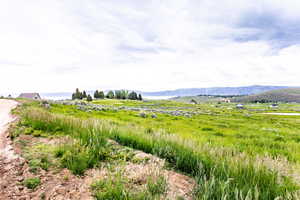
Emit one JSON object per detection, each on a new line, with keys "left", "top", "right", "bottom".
{"left": 0, "top": 100, "right": 195, "bottom": 200}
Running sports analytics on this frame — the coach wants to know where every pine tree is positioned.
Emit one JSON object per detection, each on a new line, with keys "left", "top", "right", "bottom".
{"left": 115, "top": 90, "right": 121, "bottom": 99}
{"left": 75, "top": 88, "right": 81, "bottom": 99}
{"left": 121, "top": 90, "right": 128, "bottom": 99}
{"left": 128, "top": 91, "right": 138, "bottom": 100}
{"left": 138, "top": 94, "right": 143, "bottom": 101}
{"left": 82, "top": 91, "right": 87, "bottom": 99}
{"left": 99, "top": 91, "right": 105, "bottom": 99}
{"left": 94, "top": 90, "right": 99, "bottom": 99}
{"left": 73, "top": 88, "right": 84, "bottom": 100}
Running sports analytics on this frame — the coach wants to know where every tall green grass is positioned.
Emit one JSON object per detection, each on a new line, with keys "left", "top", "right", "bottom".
{"left": 21, "top": 108, "right": 299, "bottom": 199}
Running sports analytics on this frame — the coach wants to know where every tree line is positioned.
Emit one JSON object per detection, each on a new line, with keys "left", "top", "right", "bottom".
{"left": 72, "top": 88, "right": 142, "bottom": 101}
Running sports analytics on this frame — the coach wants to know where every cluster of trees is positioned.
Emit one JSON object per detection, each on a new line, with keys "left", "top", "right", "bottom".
{"left": 93, "top": 90, "right": 105, "bottom": 99}
{"left": 104, "top": 90, "right": 142, "bottom": 100}
{"left": 72, "top": 88, "right": 143, "bottom": 101}
{"left": 72, "top": 88, "right": 93, "bottom": 101}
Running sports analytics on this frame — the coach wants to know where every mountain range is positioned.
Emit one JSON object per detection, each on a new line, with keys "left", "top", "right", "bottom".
{"left": 39, "top": 85, "right": 293, "bottom": 100}
{"left": 141, "top": 85, "right": 291, "bottom": 97}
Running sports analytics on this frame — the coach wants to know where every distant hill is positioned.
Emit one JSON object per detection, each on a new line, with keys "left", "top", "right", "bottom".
{"left": 142, "top": 85, "right": 290, "bottom": 97}
{"left": 171, "top": 95, "right": 241, "bottom": 103}
{"left": 40, "top": 85, "right": 295, "bottom": 100}
{"left": 234, "top": 88, "right": 300, "bottom": 103}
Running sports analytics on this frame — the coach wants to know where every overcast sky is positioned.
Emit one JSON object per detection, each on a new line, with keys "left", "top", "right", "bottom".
{"left": 1, "top": 0, "right": 300, "bottom": 93}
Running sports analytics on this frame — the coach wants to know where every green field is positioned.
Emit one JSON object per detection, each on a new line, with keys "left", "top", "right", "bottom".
{"left": 50, "top": 100, "right": 300, "bottom": 161}
{"left": 14, "top": 99, "right": 300, "bottom": 199}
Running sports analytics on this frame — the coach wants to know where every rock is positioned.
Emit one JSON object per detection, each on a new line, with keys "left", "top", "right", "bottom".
{"left": 151, "top": 114, "right": 157, "bottom": 118}
{"left": 18, "top": 186, "right": 24, "bottom": 191}
{"left": 17, "top": 176, "right": 24, "bottom": 182}
{"left": 139, "top": 112, "right": 147, "bottom": 118}
{"left": 56, "top": 187, "right": 66, "bottom": 194}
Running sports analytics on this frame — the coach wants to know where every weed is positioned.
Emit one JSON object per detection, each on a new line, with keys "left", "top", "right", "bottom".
{"left": 91, "top": 177, "right": 131, "bottom": 200}
{"left": 201, "top": 127, "right": 214, "bottom": 131}
{"left": 24, "top": 127, "right": 34, "bottom": 135}
{"left": 23, "top": 178, "right": 41, "bottom": 189}
{"left": 147, "top": 176, "right": 167, "bottom": 196}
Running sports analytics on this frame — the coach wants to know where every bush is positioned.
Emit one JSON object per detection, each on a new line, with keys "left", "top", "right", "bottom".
{"left": 106, "top": 91, "right": 115, "bottom": 99}
{"left": 87, "top": 94, "right": 93, "bottom": 102}
{"left": 60, "top": 148, "right": 90, "bottom": 175}
{"left": 23, "top": 178, "right": 41, "bottom": 189}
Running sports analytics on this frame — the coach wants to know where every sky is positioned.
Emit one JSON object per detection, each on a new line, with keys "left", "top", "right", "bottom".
{"left": 1, "top": 0, "right": 300, "bottom": 94}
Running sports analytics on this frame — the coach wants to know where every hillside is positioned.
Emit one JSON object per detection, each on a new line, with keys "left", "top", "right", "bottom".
{"left": 171, "top": 95, "right": 241, "bottom": 103}
{"left": 234, "top": 88, "right": 300, "bottom": 103}
{"left": 142, "top": 85, "right": 290, "bottom": 97}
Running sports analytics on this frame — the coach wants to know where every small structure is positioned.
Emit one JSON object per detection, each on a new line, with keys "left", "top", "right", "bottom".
{"left": 221, "top": 98, "right": 231, "bottom": 103}
{"left": 236, "top": 104, "right": 244, "bottom": 109}
{"left": 18, "top": 93, "right": 41, "bottom": 100}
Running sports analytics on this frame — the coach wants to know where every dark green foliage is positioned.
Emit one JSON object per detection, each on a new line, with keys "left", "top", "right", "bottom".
{"left": 128, "top": 91, "right": 138, "bottom": 100}
{"left": 82, "top": 91, "right": 87, "bottom": 99}
{"left": 106, "top": 91, "right": 115, "bottom": 99}
{"left": 87, "top": 94, "right": 93, "bottom": 102}
{"left": 138, "top": 94, "right": 143, "bottom": 101}
{"left": 115, "top": 90, "right": 128, "bottom": 99}
{"left": 94, "top": 90, "right": 105, "bottom": 99}
{"left": 23, "top": 178, "right": 41, "bottom": 189}
{"left": 99, "top": 91, "right": 105, "bottom": 99}
{"left": 72, "top": 88, "right": 83, "bottom": 100}
{"left": 94, "top": 90, "right": 100, "bottom": 99}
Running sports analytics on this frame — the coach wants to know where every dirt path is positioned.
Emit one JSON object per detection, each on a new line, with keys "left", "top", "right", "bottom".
{"left": 0, "top": 99, "right": 19, "bottom": 161}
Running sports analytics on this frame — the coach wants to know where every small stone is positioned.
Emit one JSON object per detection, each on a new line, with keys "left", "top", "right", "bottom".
{"left": 18, "top": 186, "right": 24, "bottom": 191}
{"left": 139, "top": 112, "right": 147, "bottom": 118}
{"left": 151, "top": 114, "right": 157, "bottom": 118}
{"left": 17, "top": 176, "right": 24, "bottom": 182}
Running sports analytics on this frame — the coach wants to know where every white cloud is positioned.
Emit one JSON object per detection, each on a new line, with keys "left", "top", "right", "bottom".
{"left": 0, "top": 0, "right": 300, "bottom": 95}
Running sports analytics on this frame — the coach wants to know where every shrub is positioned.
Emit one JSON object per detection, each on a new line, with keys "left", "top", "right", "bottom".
{"left": 24, "top": 127, "right": 34, "bottom": 135}
{"left": 60, "top": 149, "right": 90, "bottom": 175}
{"left": 23, "top": 178, "right": 41, "bottom": 189}
{"left": 87, "top": 94, "right": 93, "bottom": 102}
{"left": 147, "top": 176, "right": 167, "bottom": 196}
{"left": 106, "top": 91, "right": 115, "bottom": 99}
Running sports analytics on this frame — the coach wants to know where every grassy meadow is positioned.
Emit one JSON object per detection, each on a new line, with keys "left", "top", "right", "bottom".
{"left": 12, "top": 98, "right": 300, "bottom": 199}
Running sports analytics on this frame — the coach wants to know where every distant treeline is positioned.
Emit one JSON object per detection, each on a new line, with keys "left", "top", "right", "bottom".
{"left": 72, "top": 88, "right": 142, "bottom": 101}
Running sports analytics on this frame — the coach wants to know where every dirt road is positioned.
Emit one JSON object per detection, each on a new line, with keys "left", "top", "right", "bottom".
{"left": 0, "top": 99, "right": 18, "bottom": 161}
